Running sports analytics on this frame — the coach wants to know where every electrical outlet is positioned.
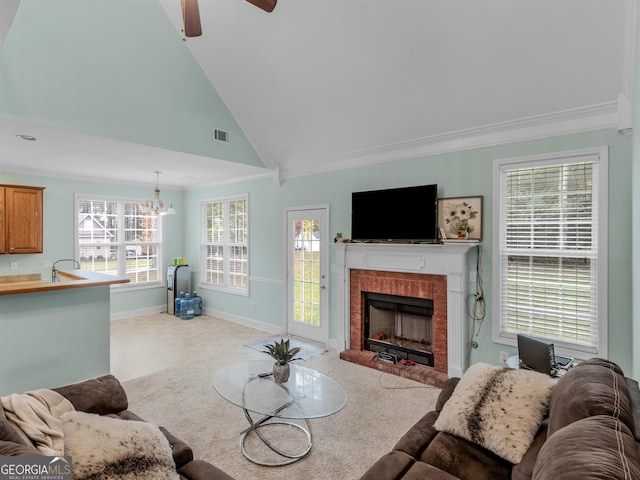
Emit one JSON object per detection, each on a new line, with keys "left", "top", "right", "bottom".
{"left": 469, "top": 270, "right": 477, "bottom": 282}
{"left": 42, "top": 259, "right": 52, "bottom": 268}
{"left": 500, "top": 351, "right": 510, "bottom": 364}
{"left": 10, "top": 261, "right": 18, "bottom": 270}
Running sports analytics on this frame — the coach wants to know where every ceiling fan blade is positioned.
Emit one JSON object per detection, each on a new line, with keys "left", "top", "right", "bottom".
{"left": 181, "top": 0, "right": 202, "bottom": 37}
{"left": 246, "top": 0, "right": 277, "bottom": 13}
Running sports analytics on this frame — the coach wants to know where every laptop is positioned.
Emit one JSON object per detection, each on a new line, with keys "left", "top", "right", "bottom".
{"left": 517, "top": 334, "right": 573, "bottom": 377}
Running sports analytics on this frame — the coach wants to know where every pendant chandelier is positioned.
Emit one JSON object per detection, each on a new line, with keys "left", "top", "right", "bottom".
{"left": 143, "top": 171, "right": 175, "bottom": 216}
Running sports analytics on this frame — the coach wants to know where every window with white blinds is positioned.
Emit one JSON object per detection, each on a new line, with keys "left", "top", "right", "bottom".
{"left": 493, "top": 147, "right": 608, "bottom": 357}
{"left": 200, "top": 195, "right": 249, "bottom": 295}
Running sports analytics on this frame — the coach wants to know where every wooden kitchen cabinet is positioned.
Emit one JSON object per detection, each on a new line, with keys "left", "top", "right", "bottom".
{"left": 0, "top": 185, "right": 45, "bottom": 254}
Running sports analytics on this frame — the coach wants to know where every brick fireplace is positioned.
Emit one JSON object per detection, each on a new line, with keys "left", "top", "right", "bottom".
{"left": 349, "top": 269, "right": 448, "bottom": 371}
{"left": 333, "top": 242, "right": 476, "bottom": 386}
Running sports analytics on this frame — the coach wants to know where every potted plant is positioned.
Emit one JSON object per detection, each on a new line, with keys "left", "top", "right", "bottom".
{"left": 263, "top": 338, "right": 301, "bottom": 383}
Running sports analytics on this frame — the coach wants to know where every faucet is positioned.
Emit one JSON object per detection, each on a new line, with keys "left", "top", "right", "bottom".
{"left": 52, "top": 259, "right": 81, "bottom": 282}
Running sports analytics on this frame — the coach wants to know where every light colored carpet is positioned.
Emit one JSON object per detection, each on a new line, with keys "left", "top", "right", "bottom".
{"left": 244, "top": 335, "right": 327, "bottom": 361}
{"left": 118, "top": 317, "right": 441, "bottom": 480}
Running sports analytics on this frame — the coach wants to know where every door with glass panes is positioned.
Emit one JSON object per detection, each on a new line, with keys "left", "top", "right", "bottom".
{"left": 286, "top": 207, "right": 328, "bottom": 344}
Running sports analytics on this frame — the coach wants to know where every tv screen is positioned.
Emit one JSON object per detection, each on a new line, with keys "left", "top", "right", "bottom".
{"left": 351, "top": 184, "right": 438, "bottom": 242}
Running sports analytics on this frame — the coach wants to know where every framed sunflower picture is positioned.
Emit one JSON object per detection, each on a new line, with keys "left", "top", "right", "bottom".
{"left": 438, "top": 196, "right": 483, "bottom": 240}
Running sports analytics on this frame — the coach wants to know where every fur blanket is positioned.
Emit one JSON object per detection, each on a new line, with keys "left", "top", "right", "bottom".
{"left": 0, "top": 389, "right": 75, "bottom": 456}
{"left": 62, "top": 411, "right": 179, "bottom": 480}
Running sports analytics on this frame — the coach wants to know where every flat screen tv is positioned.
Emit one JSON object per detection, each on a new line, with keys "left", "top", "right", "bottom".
{"left": 351, "top": 184, "right": 438, "bottom": 243}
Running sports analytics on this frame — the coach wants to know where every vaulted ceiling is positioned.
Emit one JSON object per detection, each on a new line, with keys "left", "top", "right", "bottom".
{"left": 0, "top": 0, "right": 634, "bottom": 189}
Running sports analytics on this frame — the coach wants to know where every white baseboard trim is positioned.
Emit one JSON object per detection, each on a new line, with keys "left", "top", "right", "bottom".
{"left": 110, "top": 306, "right": 345, "bottom": 350}
{"left": 111, "top": 304, "right": 166, "bottom": 321}
{"left": 205, "top": 308, "right": 283, "bottom": 335}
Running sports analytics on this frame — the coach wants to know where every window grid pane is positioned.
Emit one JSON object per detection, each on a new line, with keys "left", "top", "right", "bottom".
{"left": 77, "top": 197, "right": 162, "bottom": 286}
{"left": 505, "top": 162, "right": 594, "bottom": 251}
{"left": 205, "top": 245, "right": 224, "bottom": 285}
{"left": 292, "top": 219, "right": 320, "bottom": 326}
{"left": 201, "top": 197, "right": 248, "bottom": 293}
{"left": 502, "top": 255, "right": 596, "bottom": 346}
{"left": 499, "top": 157, "right": 599, "bottom": 351}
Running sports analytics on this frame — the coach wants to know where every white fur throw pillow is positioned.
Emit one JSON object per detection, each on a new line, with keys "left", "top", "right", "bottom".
{"left": 434, "top": 362, "right": 554, "bottom": 464}
{"left": 61, "top": 411, "right": 179, "bottom": 480}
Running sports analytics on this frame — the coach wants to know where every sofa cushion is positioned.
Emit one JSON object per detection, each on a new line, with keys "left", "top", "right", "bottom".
{"left": 358, "top": 450, "right": 417, "bottom": 480}
{"left": 435, "top": 378, "right": 460, "bottom": 412}
{"left": 547, "top": 362, "right": 634, "bottom": 437}
{"left": 532, "top": 415, "right": 640, "bottom": 480}
{"left": 511, "top": 422, "right": 547, "bottom": 480}
{"left": 0, "top": 439, "right": 40, "bottom": 456}
{"left": 393, "top": 410, "right": 440, "bottom": 458}
{"left": 401, "top": 461, "right": 461, "bottom": 480}
{"left": 61, "top": 411, "right": 179, "bottom": 480}
{"left": 419, "top": 432, "right": 512, "bottom": 480}
{"left": 626, "top": 377, "right": 640, "bottom": 441}
{"left": 53, "top": 375, "right": 128, "bottom": 415}
{"left": 433, "top": 362, "right": 554, "bottom": 464}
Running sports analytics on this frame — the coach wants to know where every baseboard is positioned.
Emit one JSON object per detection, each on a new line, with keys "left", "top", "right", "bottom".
{"left": 110, "top": 306, "right": 344, "bottom": 351}
{"left": 204, "top": 308, "right": 283, "bottom": 335}
{"left": 110, "top": 304, "right": 165, "bottom": 321}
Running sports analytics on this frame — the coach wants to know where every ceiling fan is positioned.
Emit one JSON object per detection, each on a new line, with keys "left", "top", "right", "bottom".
{"left": 181, "top": 0, "right": 277, "bottom": 38}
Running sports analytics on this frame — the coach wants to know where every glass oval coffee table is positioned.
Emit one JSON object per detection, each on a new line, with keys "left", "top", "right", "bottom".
{"left": 212, "top": 360, "right": 348, "bottom": 465}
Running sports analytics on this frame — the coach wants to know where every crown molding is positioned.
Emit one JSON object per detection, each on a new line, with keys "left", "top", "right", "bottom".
{"left": 284, "top": 101, "right": 620, "bottom": 180}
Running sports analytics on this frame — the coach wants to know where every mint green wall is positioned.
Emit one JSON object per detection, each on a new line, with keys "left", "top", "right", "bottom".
{"left": 0, "top": 127, "right": 633, "bottom": 374}
{"left": 0, "top": 0, "right": 263, "bottom": 168}
{"left": 0, "top": 171, "right": 184, "bottom": 313}
{"left": 185, "top": 128, "right": 633, "bottom": 372}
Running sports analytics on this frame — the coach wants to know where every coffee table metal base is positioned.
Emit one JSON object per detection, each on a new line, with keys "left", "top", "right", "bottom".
{"left": 240, "top": 409, "right": 313, "bottom": 466}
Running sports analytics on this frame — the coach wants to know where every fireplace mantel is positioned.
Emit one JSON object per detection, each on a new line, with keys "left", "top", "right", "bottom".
{"left": 332, "top": 242, "right": 477, "bottom": 378}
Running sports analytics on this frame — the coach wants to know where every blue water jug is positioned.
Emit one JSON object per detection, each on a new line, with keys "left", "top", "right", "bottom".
{"left": 192, "top": 291, "right": 203, "bottom": 316}
{"left": 180, "top": 294, "right": 195, "bottom": 320}
{"left": 175, "top": 292, "right": 185, "bottom": 317}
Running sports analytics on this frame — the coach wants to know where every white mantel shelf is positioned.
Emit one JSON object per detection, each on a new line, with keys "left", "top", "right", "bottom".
{"left": 332, "top": 242, "right": 478, "bottom": 378}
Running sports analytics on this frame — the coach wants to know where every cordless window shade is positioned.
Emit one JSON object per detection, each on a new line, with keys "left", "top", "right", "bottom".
{"left": 500, "top": 160, "right": 598, "bottom": 351}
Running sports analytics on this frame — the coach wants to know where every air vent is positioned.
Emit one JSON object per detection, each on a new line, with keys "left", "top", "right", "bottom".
{"left": 213, "top": 128, "right": 230, "bottom": 143}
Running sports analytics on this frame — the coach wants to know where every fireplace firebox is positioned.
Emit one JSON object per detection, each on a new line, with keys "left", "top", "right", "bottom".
{"left": 364, "top": 292, "right": 434, "bottom": 367}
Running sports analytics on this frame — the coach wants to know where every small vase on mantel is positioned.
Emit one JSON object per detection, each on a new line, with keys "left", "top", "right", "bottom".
{"left": 272, "top": 362, "right": 290, "bottom": 383}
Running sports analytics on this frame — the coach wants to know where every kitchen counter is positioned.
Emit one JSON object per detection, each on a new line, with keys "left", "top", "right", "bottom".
{"left": 0, "top": 268, "right": 128, "bottom": 395}
{"left": 0, "top": 269, "right": 129, "bottom": 296}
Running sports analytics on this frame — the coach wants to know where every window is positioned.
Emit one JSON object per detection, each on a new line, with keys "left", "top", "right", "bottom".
{"left": 200, "top": 195, "right": 249, "bottom": 295}
{"left": 75, "top": 195, "right": 162, "bottom": 287}
{"left": 493, "top": 147, "right": 608, "bottom": 358}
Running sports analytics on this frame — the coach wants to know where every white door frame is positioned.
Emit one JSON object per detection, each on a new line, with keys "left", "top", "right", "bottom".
{"left": 284, "top": 205, "right": 329, "bottom": 344}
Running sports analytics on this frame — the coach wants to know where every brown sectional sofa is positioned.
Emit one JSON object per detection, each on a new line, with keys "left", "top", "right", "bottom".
{"left": 0, "top": 374, "right": 234, "bottom": 480}
{"left": 360, "top": 358, "right": 640, "bottom": 480}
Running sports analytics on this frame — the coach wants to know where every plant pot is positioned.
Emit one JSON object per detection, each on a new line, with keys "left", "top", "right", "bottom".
{"left": 457, "top": 228, "right": 468, "bottom": 240}
{"left": 272, "top": 362, "right": 290, "bottom": 383}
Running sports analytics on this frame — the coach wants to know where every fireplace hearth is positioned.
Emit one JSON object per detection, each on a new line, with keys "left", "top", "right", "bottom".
{"left": 364, "top": 292, "right": 435, "bottom": 367}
